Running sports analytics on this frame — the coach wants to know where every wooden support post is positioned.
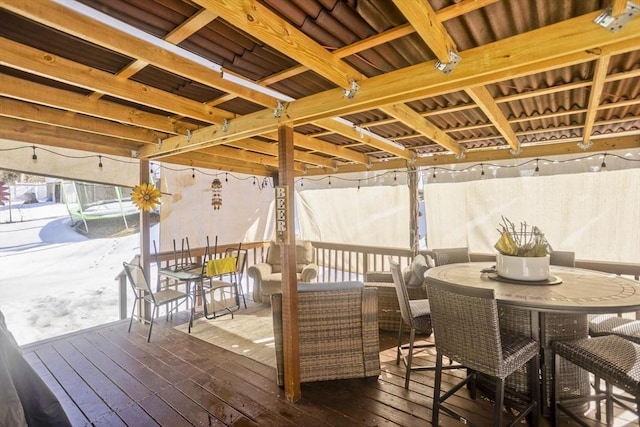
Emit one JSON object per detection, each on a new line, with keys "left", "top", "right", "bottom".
{"left": 139, "top": 159, "right": 151, "bottom": 320}
{"left": 408, "top": 166, "right": 419, "bottom": 256}
{"left": 278, "top": 123, "right": 301, "bottom": 402}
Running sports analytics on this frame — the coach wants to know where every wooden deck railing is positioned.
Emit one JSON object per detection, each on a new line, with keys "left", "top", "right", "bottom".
{"left": 116, "top": 241, "right": 640, "bottom": 320}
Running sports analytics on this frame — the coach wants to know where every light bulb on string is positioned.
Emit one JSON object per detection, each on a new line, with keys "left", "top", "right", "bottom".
{"left": 225, "top": 172, "right": 229, "bottom": 183}
{"left": 191, "top": 168, "right": 195, "bottom": 179}
{"left": 300, "top": 178, "right": 304, "bottom": 188}
{"left": 98, "top": 155, "right": 103, "bottom": 170}
{"left": 601, "top": 154, "right": 607, "bottom": 171}
{"left": 357, "top": 180, "right": 361, "bottom": 190}
{"left": 31, "top": 145, "right": 38, "bottom": 163}
{"left": 480, "top": 163, "right": 486, "bottom": 180}
{"left": 432, "top": 168, "right": 436, "bottom": 181}
{"left": 328, "top": 176, "right": 332, "bottom": 186}
{"left": 534, "top": 159, "right": 539, "bottom": 176}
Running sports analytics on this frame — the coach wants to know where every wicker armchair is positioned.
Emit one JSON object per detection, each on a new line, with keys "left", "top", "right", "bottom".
{"left": 552, "top": 335, "right": 640, "bottom": 424}
{"left": 248, "top": 240, "right": 318, "bottom": 303}
{"left": 589, "top": 314, "right": 640, "bottom": 344}
{"left": 428, "top": 280, "right": 540, "bottom": 426}
{"left": 271, "top": 281, "right": 380, "bottom": 386}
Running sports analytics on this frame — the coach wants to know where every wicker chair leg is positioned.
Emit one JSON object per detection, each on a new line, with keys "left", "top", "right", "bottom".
{"left": 432, "top": 353, "right": 443, "bottom": 426}
{"left": 494, "top": 377, "right": 504, "bottom": 426}
{"left": 594, "top": 375, "right": 602, "bottom": 421}
{"left": 606, "top": 382, "right": 613, "bottom": 426}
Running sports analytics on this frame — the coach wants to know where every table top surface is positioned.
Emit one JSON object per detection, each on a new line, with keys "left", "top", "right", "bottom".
{"left": 425, "top": 262, "right": 640, "bottom": 313}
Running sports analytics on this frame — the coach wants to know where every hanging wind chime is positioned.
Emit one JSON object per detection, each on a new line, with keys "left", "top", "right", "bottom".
{"left": 211, "top": 178, "right": 222, "bottom": 210}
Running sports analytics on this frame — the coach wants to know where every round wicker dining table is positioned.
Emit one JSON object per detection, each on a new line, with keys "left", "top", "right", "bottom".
{"left": 425, "top": 262, "right": 640, "bottom": 416}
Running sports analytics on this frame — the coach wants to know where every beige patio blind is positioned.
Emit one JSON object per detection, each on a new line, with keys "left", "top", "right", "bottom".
{"left": 424, "top": 168, "right": 640, "bottom": 263}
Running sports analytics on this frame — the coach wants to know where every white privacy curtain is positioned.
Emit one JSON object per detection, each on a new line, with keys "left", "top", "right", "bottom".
{"left": 424, "top": 168, "right": 640, "bottom": 263}
{"left": 296, "top": 185, "right": 410, "bottom": 248}
{"left": 158, "top": 168, "right": 275, "bottom": 252}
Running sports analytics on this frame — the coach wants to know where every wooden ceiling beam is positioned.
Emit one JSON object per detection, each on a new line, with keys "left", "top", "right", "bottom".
{"left": 193, "top": 0, "right": 460, "bottom": 155}
{"left": 466, "top": 86, "right": 520, "bottom": 150}
{"left": 582, "top": 56, "right": 611, "bottom": 147}
{"left": 0, "top": 74, "right": 184, "bottom": 135}
{"left": 0, "top": 116, "right": 138, "bottom": 158}
{"left": 0, "top": 37, "right": 233, "bottom": 124}
{"left": 192, "top": 0, "right": 363, "bottom": 89}
{"left": 377, "top": 104, "right": 462, "bottom": 155}
{"left": 169, "top": 151, "right": 276, "bottom": 176}
{"left": 2, "top": 0, "right": 275, "bottom": 109}
{"left": 302, "top": 134, "right": 640, "bottom": 176}
{"left": 392, "top": 0, "right": 458, "bottom": 63}
{"left": 0, "top": 98, "right": 159, "bottom": 143}
{"left": 197, "top": 145, "right": 304, "bottom": 171}
{"left": 313, "top": 118, "right": 412, "bottom": 160}
{"left": 262, "top": 131, "right": 371, "bottom": 165}
{"left": 138, "top": 12, "right": 639, "bottom": 159}
{"left": 226, "top": 139, "right": 336, "bottom": 169}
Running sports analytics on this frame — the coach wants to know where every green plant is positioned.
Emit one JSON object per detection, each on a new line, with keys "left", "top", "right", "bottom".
{"left": 494, "top": 216, "right": 551, "bottom": 257}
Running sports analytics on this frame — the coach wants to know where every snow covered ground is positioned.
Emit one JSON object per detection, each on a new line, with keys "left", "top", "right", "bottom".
{"left": 0, "top": 201, "right": 157, "bottom": 346}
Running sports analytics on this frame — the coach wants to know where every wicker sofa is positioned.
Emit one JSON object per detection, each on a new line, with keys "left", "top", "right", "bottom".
{"left": 248, "top": 240, "right": 318, "bottom": 303}
{"left": 271, "top": 281, "right": 380, "bottom": 386}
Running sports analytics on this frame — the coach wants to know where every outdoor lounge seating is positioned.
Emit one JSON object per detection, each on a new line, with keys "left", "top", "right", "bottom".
{"left": 248, "top": 240, "right": 318, "bottom": 303}
{"left": 271, "top": 281, "right": 380, "bottom": 386}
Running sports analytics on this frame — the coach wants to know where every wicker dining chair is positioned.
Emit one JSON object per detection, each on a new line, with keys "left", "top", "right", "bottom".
{"left": 429, "top": 247, "right": 470, "bottom": 266}
{"left": 389, "top": 259, "right": 460, "bottom": 389}
{"left": 552, "top": 335, "right": 640, "bottom": 425}
{"left": 589, "top": 314, "right": 640, "bottom": 344}
{"left": 550, "top": 250, "right": 575, "bottom": 267}
{"left": 428, "top": 280, "right": 540, "bottom": 426}
{"left": 123, "top": 261, "right": 193, "bottom": 342}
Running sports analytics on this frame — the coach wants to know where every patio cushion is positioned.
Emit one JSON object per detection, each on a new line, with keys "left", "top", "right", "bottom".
{"left": 267, "top": 240, "right": 314, "bottom": 273}
{"left": 406, "top": 254, "right": 429, "bottom": 286}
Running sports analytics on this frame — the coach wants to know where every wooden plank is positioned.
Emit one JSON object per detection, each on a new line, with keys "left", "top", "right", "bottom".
{"left": 33, "top": 345, "right": 114, "bottom": 421}
{"left": 21, "top": 351, "right": 90, "bottom": 426}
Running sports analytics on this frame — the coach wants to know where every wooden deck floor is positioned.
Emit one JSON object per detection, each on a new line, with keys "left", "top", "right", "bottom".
{"left": 20, "top": 311, "right": 637, "bottom": 427}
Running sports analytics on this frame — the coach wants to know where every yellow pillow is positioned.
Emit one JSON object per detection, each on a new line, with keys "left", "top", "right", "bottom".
{"left": 206, "top": 257, "right": 236, "bottom": 277}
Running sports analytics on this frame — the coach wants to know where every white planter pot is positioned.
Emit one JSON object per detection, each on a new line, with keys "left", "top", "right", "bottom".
{"left": 496, "top": 254, "right": 550, "bottom": 281}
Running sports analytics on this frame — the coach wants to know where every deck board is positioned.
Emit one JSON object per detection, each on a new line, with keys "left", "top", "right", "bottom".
{"left": 18, "top": 311, "right": 633, "bottom": 426}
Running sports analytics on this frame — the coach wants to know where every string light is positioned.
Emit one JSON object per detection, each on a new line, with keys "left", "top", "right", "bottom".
{"left": 4, "top": 144, "right": 639, "bottom": 189}
{"left": 534, "top": 159, "right": 539, "bottom": 176}
{"left": 480, "top": 163, "right": 486, "bottom": 179}
{"left": 357, "top": 180, "right": 361, "bottom": 190}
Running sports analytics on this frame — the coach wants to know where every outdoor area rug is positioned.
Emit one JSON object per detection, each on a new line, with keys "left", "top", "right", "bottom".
{"left": 175, "top": 302, "right": 276, "bottom": 367}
